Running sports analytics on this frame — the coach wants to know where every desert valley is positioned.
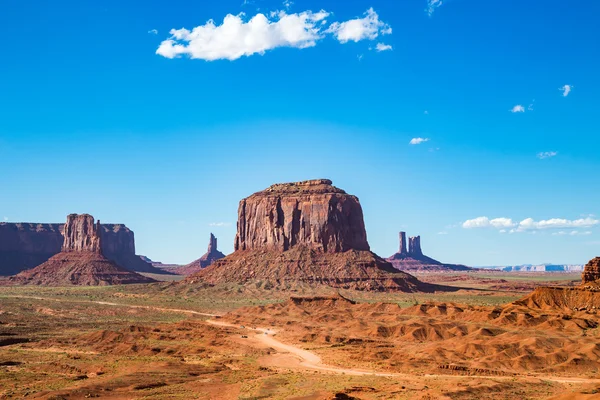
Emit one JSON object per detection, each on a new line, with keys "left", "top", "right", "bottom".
{"left": 1, "top": 179, "right": 599, "bottom": 399}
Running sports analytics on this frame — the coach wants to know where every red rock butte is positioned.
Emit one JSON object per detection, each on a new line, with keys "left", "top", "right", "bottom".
{"left": 7, "top": 214, "right": 154, "bottom": 286}
{"left": 188, "top": 179, "right": 435, "bottom": 292}
{"left": 235, "top": 179, "right": 370, "bottom": 253}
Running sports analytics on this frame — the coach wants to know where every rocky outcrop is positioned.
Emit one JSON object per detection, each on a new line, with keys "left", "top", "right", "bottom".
{"left": 387, "top": 232, "right": 472, "bottom": 272}
{"left": 0, "top": 220, "right": 165, "bottom": 275}
{"left": 188, "top": 180, "right": 434, "bottom": 292}
{"left": 63, "top": 214, "right": 102, "bottom": 253}
{"left": 7, "top": 214, "right": 154, "bottom": 286}
{"left": 582, "top": 257, "right": 600, "bottom": 285}
{"left": 234, "top": 179, "right": 370, "bottom": 253}
{"left": 177, "top": 234, "right": 226, "bottom": 275}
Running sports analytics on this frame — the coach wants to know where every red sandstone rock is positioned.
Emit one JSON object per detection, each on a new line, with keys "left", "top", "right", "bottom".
{"left": 63, "top": 214, "right": 102, "bottom": 253}
{"left": 582, "top": 257, "right": 600, "bottom": 285}
{"left": 188, "top": 180, "right": 431, "bottom": 292}
{"left": 7, "top": 214, "right": 154, "bottom": 286}
{"left": 234, "top": 179, "right": 370, "bottom": 253}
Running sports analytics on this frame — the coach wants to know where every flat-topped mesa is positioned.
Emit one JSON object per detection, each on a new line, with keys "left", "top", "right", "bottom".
{"left": 582, "top": 257, "right": 600, "bottom": 285}
{"left": 234, "top": 179, "right": 370, "bottom": 253}
{"left": 408, "top": 236, "right": 422, "bottom": 257}
{"left": 63, "top": 214, "right": 102, "bottom": 253}
{"left": 399, "top": 232, "right": 407, "bottom": 255}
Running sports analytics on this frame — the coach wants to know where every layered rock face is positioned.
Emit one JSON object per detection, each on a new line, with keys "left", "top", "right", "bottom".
{"left": 582, "top": 257, "right": 600, "bottom": 285}
{"left": 8, "top": 214, "right": 154, "bottom": 286}
{"left": 0, "top": 220, "right": 161, "bottom": 275}
{"left": 234, "top": 179, "right": 370, "bottom": 253}
{"left": 189, "top": 180, "right": 430, "bottom": 292}
{"left": 387, "top": 232, "right": 472, "bottom": 272}
{"left": 178, "top": 233, "right": 226, "bottom": 275}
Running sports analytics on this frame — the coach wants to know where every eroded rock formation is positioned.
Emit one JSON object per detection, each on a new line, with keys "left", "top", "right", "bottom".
{"left": 582, "top": 257, "right": 600, "bottom": 285}
{"left": 387, "top": 232, "right": 472, "bottom": 272}
{"left": 177, "top": 233, "right": 226, "bottom": 275}
{"left": 63, "top": 214, "right": 102, "bottom": 253}
{"left": 0, "top": 220, "right": 164, "bottom": 275}
{"left": 234, "top": 179, "right": 370, "bottom": 253}
{"left": 188, "top": 179, "right": 432, "bottom": 292}
{"left": 7, "top": 214, "right": 154, "bottom": 286}
{"left": 398, "top": 231, "right": 407, "bottom": 255}
{"left": 408, "top": 236, "right": 422, "bottom": 257}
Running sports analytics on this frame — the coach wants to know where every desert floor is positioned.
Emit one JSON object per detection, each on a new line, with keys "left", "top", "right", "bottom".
{"left": 1, "top": 271, "right": 599, "bottom": 400}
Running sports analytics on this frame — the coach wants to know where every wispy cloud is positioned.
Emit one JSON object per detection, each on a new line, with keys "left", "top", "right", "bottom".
{"left": 426, "top": 0, "right": 443, "bottom": 17}
{"left": 463, "top": 216, "right": 599, "bottom": 232}
{"left": 510, "top": 105, "right": 525, "bottom": 113}
{"left": 375, "top": 42, "right": 392, "bottom": 52}
{"left": 559, "top": 84, "right": 572, "bottom": 97}
{"left": 552, "top": 231, "right": 592, "bottom": 236}
{"left": 283, "top": 0, "right": 293, "bottom": 10}
{"left": 157, "top": 8, "right": 391, "bottom": 61}
{"left": 537, "top": 151, "right": 558, "bottom": 159}
{"left": 2, "top": 217, "right": 7, "bottom": 222}
{"left": 357, "top": 54, "right": 364, "bottom": 61}
{"left": 209, "top": 222, "right": 232, "bottom": 227}
{"left": 410, "top": 137, "right": 430, "bottom": 145}
{"left": 148, "top": 29, "right": 158, "bottom": 35}
{"left": 437, "top": 231, "right": 448, "bottom": 235}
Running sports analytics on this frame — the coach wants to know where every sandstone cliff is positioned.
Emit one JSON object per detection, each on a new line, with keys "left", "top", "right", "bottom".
{"left": 582, "top": 257, "right": 600, "bottom": 285}
{"left": 178, "top": 233, "right": 226, "bottom": 275}
{"left": 189, "top": 180, "right": 431, "bottom": 292}
{"left": 8, "top": 214, "right": 154, "bottom": 286}
{"left": 235, "top": 179, "right": 370, "bottom": 253}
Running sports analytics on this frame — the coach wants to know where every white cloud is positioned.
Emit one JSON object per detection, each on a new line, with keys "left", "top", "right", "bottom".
{"left": 148, "top": 29, "right": 158, "bottom": 35}
{"left": 437, "top": 231, "right": 448, "bottom": 235}
{"left": 357, "top": 54, "right": 364, "bottom": 61}
{"left": 510, "top": 105, "right": 525, "bottom": 113}
{"left": 462, "top": 217, "right": 517, "bottom": 229}
{"left": 426, "top": 0, "right": 443, "bottom": 17}
{"left": 528, "top": 100, "right": 535, "bottom": 111}
{"left": 537, "top": 151, "right": 558, "bottom": 159}
{"left": 375, "top": 42, "right": 392, "bottom": 52}
{"left": 209, "top": 222, "right": 232, "bottom": 227}
{"left": 327, "top": 8, "right": 391, "bottom": 43}
{"left": 157, "top": 8, "right": 390, "bottom": 61}
{"left": 462, "top": 216, "right": 598, "bottom": 232}
{"left": 2, "top": 216, "right": 7, "bottom": 222}
{"left": 559, "top": 84, "right": 572, "bottom": 97}
{"left": 410, "top": 137, "right": 430, "bottom": 145}
{"left": 518, "top": 217, "right": 598, "bottom": 231}
{"left": 283, "top": 0, "right": 293, "bottom": 10}
{"left": 157, "top": 10, "right": 331, "bottom": 60}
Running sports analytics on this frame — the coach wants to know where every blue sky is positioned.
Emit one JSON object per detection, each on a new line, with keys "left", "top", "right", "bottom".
{"left": 1, "top": 0, "right": 599, "bottom": 266}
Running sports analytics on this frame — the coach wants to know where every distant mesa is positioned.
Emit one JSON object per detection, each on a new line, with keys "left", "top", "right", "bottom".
{"left": 6, "top": 214, "right": 154, "bottom": 286}
{"left": 386, "top": 232, "right": 472, "bottom": 272}
{"left": 0, "top": 218, "right": 169, "bottom": 276}
{"left": 177, "top": 233, "right": 226, "bottom": 275}
{"left": 187, "top": 179, "right": 435, "bottom": 292}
